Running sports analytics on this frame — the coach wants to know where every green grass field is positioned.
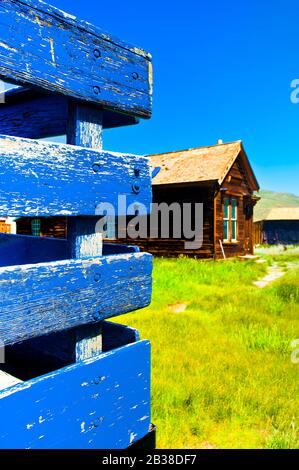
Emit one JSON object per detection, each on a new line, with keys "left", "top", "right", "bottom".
{"left": 118, "top": 247, "right": 299, "bottom": 449}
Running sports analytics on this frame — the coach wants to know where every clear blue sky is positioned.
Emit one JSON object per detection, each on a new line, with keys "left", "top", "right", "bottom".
{"left": 17, "top": 1, "right": 299, "bottom": 194}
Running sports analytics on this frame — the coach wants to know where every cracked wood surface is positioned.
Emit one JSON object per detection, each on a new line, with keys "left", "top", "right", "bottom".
{"left": 0, "top": 134, "right": 151, "bottom": 217}
{"left": 0, "top": 0, "right": 152, "bottom": 118}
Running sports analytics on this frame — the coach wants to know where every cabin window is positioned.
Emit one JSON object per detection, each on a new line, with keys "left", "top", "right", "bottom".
{"left": 223, "top": 198, "right": 238, "bottom": 242}
{"left": 231, "top": 198, "right": 238, "bottom": 242}
{"left": 31, "top": 218, "right": 41, "bottom": 237}
{"left": 223, "top": 198, "right": 230, "bottom": 241}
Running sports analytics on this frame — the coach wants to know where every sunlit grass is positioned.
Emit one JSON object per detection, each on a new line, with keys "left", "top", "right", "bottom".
{"left": 118, "top": 251, "right": 299, "bottom": 448}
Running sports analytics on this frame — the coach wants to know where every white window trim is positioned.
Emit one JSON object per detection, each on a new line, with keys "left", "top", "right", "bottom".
{"left": 223, "top": 199, "right": 230, "bottom": 242}
{"left": 231, "top": 199, "right": 238, "bottom": 242}
{"left": 223, "top": 198, "right": 238, "bottom": 243}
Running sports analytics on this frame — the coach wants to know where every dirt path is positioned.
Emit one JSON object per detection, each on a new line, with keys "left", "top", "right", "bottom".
{"left": 254, "top": 265, "right": 286, "bottom": 288}
{"left": 253, "top": 260, "right": 299, "bottom": 288}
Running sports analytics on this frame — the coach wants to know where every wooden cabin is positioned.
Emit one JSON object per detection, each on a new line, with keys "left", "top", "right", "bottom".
{"left": 15, "top": 141, "right": 259, "bottom": 259}
{"left": 0, "top": 218, "right": 15, "bottom": 234}
{"left": 254, "top": 207, "right": 299, "bottom": 245}
{"left": 0, "top": 218, "right": 10, "bottom": 234}
{"left": 128, "top": 140, "right": 259, "bottom": 259}
{"left": 16, "top": 217, "right": 67, "bottom": 238}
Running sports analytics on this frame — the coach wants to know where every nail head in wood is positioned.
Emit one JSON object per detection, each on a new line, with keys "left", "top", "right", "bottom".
{"left": 92, "top": 163, "right": 101, "bottom": 173}
{"left": 93, "top": 86, "right": 101, "bottom": 95}
{"left": 93, "top": 49, "right": 101, "bottom": 58}
{"left": 132, "top": 182, "right": 141, "bottom": 194}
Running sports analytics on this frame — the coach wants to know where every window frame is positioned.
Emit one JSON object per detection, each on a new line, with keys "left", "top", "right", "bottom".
{"left": 222, "top": 197, "right": 238, "bottom": 243}
{"left": 223, "top": 198, "right": 230, "bottom": 242}
{"left": 31, "top": 218, "right": 41, "bottom": 237}
{"left": 231, "top": 198, "right": 238, "bottom": 242}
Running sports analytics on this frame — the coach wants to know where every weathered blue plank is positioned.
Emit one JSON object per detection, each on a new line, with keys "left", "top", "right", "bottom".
{"left": 70, "top": 230, "right": 104, "bottom": 360}
{"left": 0, "top": 233, "right": 68, "bottom": 267}
{"left": 0, "top": 234, "right": 142, "bottom": 267}
{"left": 66, "top": 104, "right": 104, "bottom": 359}
{"left": 0, "top": 252, "right": 153, "bottom": 346}
{"left": 0, "top": 135, "right": 151, "bottom": 217}
{"left": 103, "top": 243, "right": 140, "bottom": 255}
{"left": 0, "top": 92, "right": 67, "bottom": 140}
{"left": 0, "top": 340, "right": 151, "bottom": 449}
{"left": 6, "top": 321, "right": 142, "bottom": 368}
{"left": 0, "top": 0, "right": 152, "bottom": 118}
{"left": 0, "top": 88, "right": 139, "bottom": 139}
{"left": 102, "top": 322, "right": 141, "bottom": 352}
{"left": 67, "top": 102, "right": 103, "bottom": 149}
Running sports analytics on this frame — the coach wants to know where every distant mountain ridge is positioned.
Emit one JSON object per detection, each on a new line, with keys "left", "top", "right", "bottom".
{"left": 254, "top": 190, "right": 299, "bottom": 221}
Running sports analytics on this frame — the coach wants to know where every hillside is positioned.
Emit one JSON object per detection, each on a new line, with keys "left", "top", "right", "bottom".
{"left": 254, "top": 190, "right": 299, "bottom": 221}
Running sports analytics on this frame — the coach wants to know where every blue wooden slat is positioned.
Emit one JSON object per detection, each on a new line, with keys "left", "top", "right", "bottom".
{"left": 0, "top": 340, "right": 151, "bottom": 449}
{"left": 0, "top": 233, "right": 68, "bottom": 267}
{"left": 0, "top": 135, "right": 151, "bottom": 216}
{"left": 67, "top": 102, "right": 103, "bottom": 149}
{"left": 0, "top": 252, "right": 153, "bottom": 346}
{"left": 0, "top": 88, "right": 139, "bottom": 139}
{"left": 0, "top": 92, "right": 67, "bottom": 140}
{"left": 102, "top": 321, "right": 141, "bottom": 352}
{"left": 7, "top": 320, "right": 142, "bottom": 368}
{"left": 0, "top": 0, "right": 152, "bottom": 118}
{"left": 0, "top": 234, "right": 142, "bottom": 267}
{"left": 103, "top": 243, "right": 140, "bottom": 255}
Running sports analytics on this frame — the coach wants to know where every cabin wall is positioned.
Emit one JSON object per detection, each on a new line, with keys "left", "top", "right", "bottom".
{"left": 214, "top": 157, "right": 255, "bottom": 259}
{"left": 117, "top": 185, "right": 215, "bottom": 258}
{"left": 253, "top": 221, "right": 264, "bottom": 245}
{"left": 0, "top": 220, "right": 11, "bottom": 234}
{"left": 13, "top": 156, "right": 258, "bottom": 260}
{"left": 17, "top": 217, "right": 67, "bottom": 239}
{"left": 262, "top": 220, "right": 299, "bottom": 245}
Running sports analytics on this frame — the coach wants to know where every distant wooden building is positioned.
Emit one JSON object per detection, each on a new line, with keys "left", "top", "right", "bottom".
{"left": 15, "top": 141, "right": 260, "bottom": 259}
{"left": 16, "top": 217, "right": 67, "bottom": 238}
{"left": 0, "top": 218, "right": 11, "bottom": 234}
{"left": 126, "top": 140, "right": 260, "bottom": 258}
{"left": 0, "top": 218, "right": 15, "bottom": 234}
{"left": 254, "top": 208, "right": 299, "bottom": 245}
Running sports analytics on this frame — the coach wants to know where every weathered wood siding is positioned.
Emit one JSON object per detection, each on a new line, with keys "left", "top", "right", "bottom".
{"left": 0, "top": 89, "right": 139, "bottom": 140}
{"left": 17, "top": 155, "right": 257, "bottom": 259}
{"left": 114, "top": 184, "right": 215, "bottom": 258}
{"left": 214, "top": 157, "right": 255, "bottom": 259}
{"left": 261, "top": 220, "right": 299, "bottom": 245}
{"left": 17, "top": 217, "right": 67, "bottom": 238}
{"left": 0, "top": 0, "right": 152, "bottom": 118}
{"left": 0, "top": 135, "right": 151, "bottom": 217}
{"left": 0, "top": 233, "right": 67, "bottom": 267}
{"left": 253, "top": 221, "right": 264, "bottom": 245}
{"left": 0, "top": 0, "right": 154, "bottom": 450}
{"left": 0, "top": 221, "right": 11, "bottom": 234}
{"left": 135, "top": 155, "right": 256, "bottom": 259}
{"left": 0, "top": 251, "right": 153, "bottom": 346}
{"left": 0, "top": 339, "right": 151, "bottom": 449}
